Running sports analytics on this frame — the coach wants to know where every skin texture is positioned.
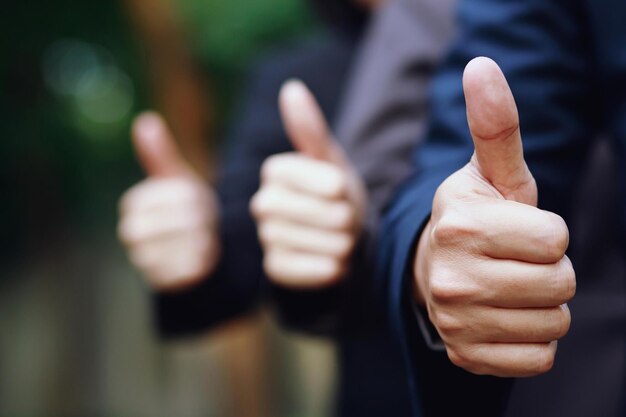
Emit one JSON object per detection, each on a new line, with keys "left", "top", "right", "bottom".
{"left": 118, "top": 112, "right": 220, "bottom": 291}
{"left": 413, "top": 57, "right": 576, "bottom": 377}
{"left": 250, "top": 80, "right": 366, "bottom": 289}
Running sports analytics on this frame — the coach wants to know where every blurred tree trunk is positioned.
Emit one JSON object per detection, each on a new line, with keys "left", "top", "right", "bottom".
{"left": 122, "top": 0, "right": 216, "bottom": 180}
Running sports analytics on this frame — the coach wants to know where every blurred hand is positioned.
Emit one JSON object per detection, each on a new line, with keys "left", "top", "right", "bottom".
{"left": 118, "top": 112, "right": 220, "bottom": 291}
{"left": 251, "top": 80, "right": 366, "bottom": 289}
{"left": 413, "top": 58, "right": 576, "bottom": 377}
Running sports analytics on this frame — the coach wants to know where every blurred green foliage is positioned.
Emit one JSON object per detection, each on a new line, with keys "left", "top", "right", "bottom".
{"left": 1, "top": 0, "right": 315, "bottom": 267}
{"left": 180, "top": 0, "right": 314, "bottom": 83}
{"left": 178, "top": 0, "right": 316, "bottom": 133}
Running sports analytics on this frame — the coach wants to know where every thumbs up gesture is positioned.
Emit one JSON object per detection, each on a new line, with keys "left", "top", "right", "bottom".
{"left": 118, "top": 112, "right": 220, "bottom": 291}
{"left": 251, "top": 80, "right": 366, "bottom": 288}
{"left": 413, "top": 58, "right": 576, "bottom": 377}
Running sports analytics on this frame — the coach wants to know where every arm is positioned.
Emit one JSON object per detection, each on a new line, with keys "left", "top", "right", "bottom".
{"left": 250, "top": 80, "right": 369, "bottom": 335}
{"left": 151, "top": 51, "right": 358, "bottom": 338}
{"left": 143, "top": 38, "right": 363, "bottom": 338}
{"left": 150, "top": 62, "right": 299, "bottom": 337}
{"left": 117, "top": 109, "right": 260, "bottom": 338}
{"left": 267, "top": 0, "right": 459, "bottom": 337}
{"left": 379, "top": 0, "right": 596, "bottom": 413}
{"left": 119, "top": 61, "right": 295, "bottom": 338}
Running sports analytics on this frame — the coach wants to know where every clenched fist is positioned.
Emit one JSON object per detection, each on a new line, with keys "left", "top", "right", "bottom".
{"left": 413, "top": 58, "right": 576, "bottom": 377}
{"left": 118, "top": 112, "right": 220, "bottom": 291}
{"left": 251, "top": 80, "right": 366, "bottom": 289}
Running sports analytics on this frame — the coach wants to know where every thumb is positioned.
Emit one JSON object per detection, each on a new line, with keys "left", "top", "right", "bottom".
{"left": 279, "top": 79, "right": 344, "bottom": 164}
{"left": 132, "top": 112, "right": 191, "bottom": 178}
{"left": 463, "top": 57, "right": 536, "bottom": 206}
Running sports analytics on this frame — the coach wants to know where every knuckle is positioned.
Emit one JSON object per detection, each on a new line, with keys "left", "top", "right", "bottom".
{"left": 250, "top": 188, "right": 274, "bottom": 218}
{"left": 262, "top": 157, "right": 280, "bottom": 179}
{"left": 323, "top": 165, "right": 349, "bottom": 197}
{"left": 429, "top": 273, "right": 467, "bottom": 304}
{"left": 433, "top": 177, "right": 458, "bottom": 204}
{"left": 332, "top": 202, "right": 356, "bottom": 230}
{"left": 182, "top": 210, "right": 205, "bottom": 233}
{"left": 263, "top": 251, "right": 285, "bottom": 282}
{"left": 164, "top": 179, "right": 199, "bottom": 206}
{"left": 187, "top": 185, "right": 210, "bottom": 209}
{"left": 429, "top": 277, "right": 451, "bottom": 302}
{"left": 534, "top": 346, "right": 556, "bottom": 374}
{"left": 432, "top": 174, "right": 470, "bottom": 214}
{"left": 447, "top": 346, "right": 474, "bottom": 371}
{"left": 257, "top": 222, "right": 276, "bottom": 245}
{"left": 179, "top": 259, "right": 201, "bottom": 280}
{"left": 195, "top": 232, "right": 213, "bottom": 256}
{"left": 446, "top": 348, "right": 465, "bottom": 368}
{"left": 128, "top": 248, "right": 152, "bottom": 271}
{"left": 119, "top": 182, "right": 146, "bottom": 212}
{"left": 432, "top": 212, "right": 477, "bottom": 247}
{"left": 118, "top": 193, "right": 132, "bottom": 214}
{"left": 249, "top": 191, "right": 263, "bottom": 217}
{"left": 547, "top": 258, "right": 576, "bottom": 304}
{"left": 543, "top": 213, "right": 570, "bottom": 260}
{"left": 195, "top": 207, "right": 215, "bottom": 230}
{"left": 562, "top": 259, "right": 577, "bottom": 302}
{"left": 431, "top": 310, "right": 464, "bottom": 335}
{"left": 334, "top": 233, "right": 356, "bottom": 259}
{"left": 177, "top": 179, "right": 200, "bottom": 199}
{"left": 317, "top": 260, "right": 345, "bottom": 286}
{"left": 189, "top": 254, "right": 211, "bottom": 278}
{"left": 552, "top": 306, "right": 571, "bottom": 340}
{"left": 260, "top": 154, "right": 285, "bottom": 181}
{"left": 117, "top": 219, "right": 137, "bottom": 245}
{"left": 117, "top": 220, "right": 130, "bottom": 244}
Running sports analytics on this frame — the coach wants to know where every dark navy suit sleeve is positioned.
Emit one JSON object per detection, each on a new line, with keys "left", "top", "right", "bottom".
{"left": 379, "top": 0, "right": 597, "bottom": 414}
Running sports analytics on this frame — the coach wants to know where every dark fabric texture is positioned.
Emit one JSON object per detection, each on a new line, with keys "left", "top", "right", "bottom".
{"left": 379, "top": 0, "right": 626, "bottom": 415}
{"left": 310, "top": 0, "right": 368, "bottom": 36}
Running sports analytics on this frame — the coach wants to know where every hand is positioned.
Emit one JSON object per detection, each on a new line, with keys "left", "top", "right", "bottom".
{"left": 413, "top": 57, "right": 576, "bottom": 377}
{"left": 250, "top": 80, "right": 366, "bottom": 289}
{"left": 118, "top": 112, "right": 220, "bottom": 291}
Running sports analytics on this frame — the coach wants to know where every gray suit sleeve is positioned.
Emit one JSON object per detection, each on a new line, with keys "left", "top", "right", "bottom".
{"left": 335, "top": 0, "right": 457, "bottom": 236}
